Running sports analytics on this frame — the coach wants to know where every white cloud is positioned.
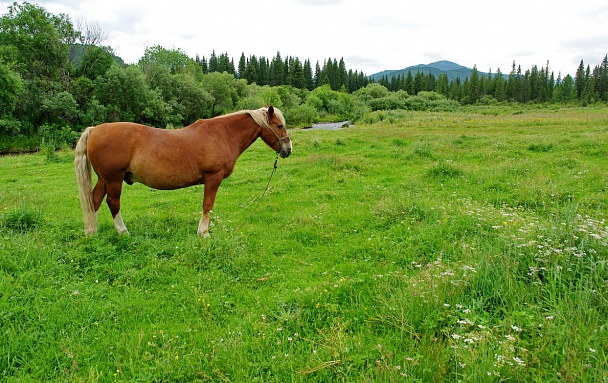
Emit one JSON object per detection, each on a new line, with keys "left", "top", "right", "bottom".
{"left": 1, "top": 0, "right": 607, "bottom": 75}
{"left": 297, "top": 0, "right": 341, "bottom": 6}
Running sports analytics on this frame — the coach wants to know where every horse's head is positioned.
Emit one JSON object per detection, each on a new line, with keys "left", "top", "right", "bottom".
{"left": 261, "top": 106, "right": 292, "bottom": 158}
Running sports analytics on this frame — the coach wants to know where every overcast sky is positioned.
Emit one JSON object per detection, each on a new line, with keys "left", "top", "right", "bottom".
{"left": 2, "top": 0, "right": 607, "bottom": 76}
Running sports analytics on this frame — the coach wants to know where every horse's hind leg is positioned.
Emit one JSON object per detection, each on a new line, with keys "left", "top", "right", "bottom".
{"left": 92, "top": 179, "right": 107, "bottom": 212}
{"left": 106, "top": 181, "right": 129, "bottom": 235}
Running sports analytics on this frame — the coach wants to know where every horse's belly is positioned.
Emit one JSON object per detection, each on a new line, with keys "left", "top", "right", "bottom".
{"left": 129, "top": 167, "right": 203, "bottom": 190}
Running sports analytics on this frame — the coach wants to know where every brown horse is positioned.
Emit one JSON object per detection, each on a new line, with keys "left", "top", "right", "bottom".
{"left": 74, "top": 106, "right": 292, "bottom": 237}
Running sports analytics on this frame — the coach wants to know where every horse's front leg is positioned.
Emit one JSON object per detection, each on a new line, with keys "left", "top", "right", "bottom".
{"left": 198, "top": 174, "right": 223, "bottom": 237}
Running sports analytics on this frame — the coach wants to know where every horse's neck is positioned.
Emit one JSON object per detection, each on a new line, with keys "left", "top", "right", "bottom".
{"left": 224, "top": 114, "right": 263, "bottom": 153}
{"left": 188, "top": 114, "right": 262, "bottom": 153}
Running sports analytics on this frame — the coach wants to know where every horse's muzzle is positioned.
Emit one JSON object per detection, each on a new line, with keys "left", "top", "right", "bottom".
{"left": 279, "top": 145, "right": 292, "bottom": 158}
{"left": 279, "top": 139, "right": 292, "bottom": 158}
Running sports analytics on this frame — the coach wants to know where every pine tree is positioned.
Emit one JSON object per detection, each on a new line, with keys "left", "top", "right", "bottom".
{"left": 413, "top": 70, "right": 425, "bottom": 94}
{"left": 209, "top": 50, "right": 219, "bottom": 73}
{"left": 196, "top": 55, "right": 208, "bottom": 74}
{"left": 436, "top": 73, "right": 449, "bottom": 96}
{"left": 313, "top": 61, "right": 321, "bottom": 88}
{"left": 244, "top": 55, "right": 258, "bottom": 84}
{"left": 258, "top": 57, "right": 269, "bottom": 86}
{"left": 574, "top": 60, "right": 586, "bottom": 99}
{"left": 425, "top": 72, "right": 436, "bottom": 92}
{"left": 339, "top": 58, "right": 348, "bottom": 91}
{"left": 270, "top": 52, "right": 284, "bottom": 86}
{"left": 493, "top": 68, "right": 506, "bottom": 101}
{"left": 303, "top": 59, "right": 314, "bottom": 90}
{"left": 287, "top": 56, "right": 305, "bottom": 89}
{"left": 404, "top": 70, "right": 414, "bottom": 95}
{"left": 468, "top": 65, "right": 480, "bottom": 102}
{"left": 594, "top": 55, "right": 608, "bottom": 101}
{"left": 238, "top": 53, "right": 246, "bottom": 79}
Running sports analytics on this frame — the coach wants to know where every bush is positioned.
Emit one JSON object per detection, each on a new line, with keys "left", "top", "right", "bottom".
{"left": 0, "top": 118, "right": 22, "bottom": 136}
{"left": 368, "top": 95, "right": 405, "bottom": 111}
{"left": 429, "top": 99, "right": 460, "bottom": 112}
{"left": 285, "top": 104, "right": 317, "bottom": 126}
{"left": 403, "top": 96, "right": 431, "bottom": 111}
{"left": 417, "top": 91, "right": 443, "bottom": 101}
{"left": 38, "top": 124, "right": 80, "bottom": 148}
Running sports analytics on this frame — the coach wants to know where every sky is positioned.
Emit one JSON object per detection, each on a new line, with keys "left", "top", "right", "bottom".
{"left": 2, "top": 0, "right": 607, "bottom": 77}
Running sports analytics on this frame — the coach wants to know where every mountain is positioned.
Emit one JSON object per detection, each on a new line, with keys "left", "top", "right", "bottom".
{"left": 370, "top": 60, "right": 482, "bottom": 83}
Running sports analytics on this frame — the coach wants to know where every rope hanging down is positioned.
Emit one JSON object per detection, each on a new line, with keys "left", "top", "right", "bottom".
{"left": 232, "top": 152, "right": 279, "bottom": 232}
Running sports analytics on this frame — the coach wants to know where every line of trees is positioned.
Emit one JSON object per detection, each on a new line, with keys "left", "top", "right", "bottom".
{"left": 376, "top": 57, "right": 608, "bottom": 105}
{"left": 198, "top": 51, "right": 369, "bottom": 93}
{"left": 1, "top": 2, "right": 607, "bottom": 150}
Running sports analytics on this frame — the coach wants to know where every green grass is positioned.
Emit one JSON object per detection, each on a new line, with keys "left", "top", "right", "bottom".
{"left": 1, "top": 106, "right": 607, "bottom": 382}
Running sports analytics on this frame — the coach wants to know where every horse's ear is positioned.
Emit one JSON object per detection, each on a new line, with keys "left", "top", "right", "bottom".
{"left": 264, "top": 103, "right": 269, "bottom": 108}
{"left": 268, "top": 105, "right": 274, "bottom": 117}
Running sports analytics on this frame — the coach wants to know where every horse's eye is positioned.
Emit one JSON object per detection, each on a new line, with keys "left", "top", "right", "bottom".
{"left": 277, "top": 124, "right": 284, "bottom": 130}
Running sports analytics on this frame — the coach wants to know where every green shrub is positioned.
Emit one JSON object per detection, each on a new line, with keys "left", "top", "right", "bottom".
{"left": 285, "top": 104, "right": 318, "bottom": 126}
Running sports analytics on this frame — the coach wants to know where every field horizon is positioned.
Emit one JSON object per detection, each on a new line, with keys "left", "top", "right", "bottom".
{"left": 1, "top": 106, "right": 607, "bottom": 382}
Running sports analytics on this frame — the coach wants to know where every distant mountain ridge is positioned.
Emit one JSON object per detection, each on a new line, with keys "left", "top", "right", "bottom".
{"left": 370, "top": 60, "right": 486, "bottom": 83}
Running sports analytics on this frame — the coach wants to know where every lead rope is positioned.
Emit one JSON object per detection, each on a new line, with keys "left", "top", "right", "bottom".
{"left": 232, "top": 152, "right": 279, "bottom": 232}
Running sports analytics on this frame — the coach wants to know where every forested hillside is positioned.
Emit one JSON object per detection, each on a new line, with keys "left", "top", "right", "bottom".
{"left": 0, "top": 2, "right": 606, "bottom": 153}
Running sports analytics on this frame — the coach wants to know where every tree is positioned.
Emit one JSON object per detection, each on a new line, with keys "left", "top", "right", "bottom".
{"left": 286, "top": 57, "right": 305, "bottom": 89}
{"left": 303, "top": 59, "right": 314, "bottom": 90}
{"left": 237, "top": 53, "right": 246, "bottom": 79}
{"left": 208, "top": 50, "right": 219, "bottom": 73}
{"left": 244, "top": 55, "right": 259, "bottom": 85}
{"left": 404, "top": 70, "right": 414, "bottom": 95}
{"left": 314, "top": 61, "right": 322, "bottom": 88}
{"left": 201, "top": 71, "right": 240, "bottom": 117}
{"left": 492, "top": 68, "right": 506, "bottom": 101}
{"left": 258, "top": 56, "right": 269, "bottom": 86}
{"left": 436, "top": 73, "right": 449, "bottom": 96}
{"left": 79, "top": 45, "right": 115, "bottom": 79}
{"left": 217, "top": 52, "right": 234, "bottom": 74}
{"left": 0, "top": 60, "right": 23, "bottom": 134}
{"left": 270, "top": 52, "right": 284, "bottom": 86}
{"left": 138, "top": 45, "right": 193, "bottom": 77}
{"left": 553, "top": 74, "right": 574, "bottom": 103}
{"left": 414, "top": 70, "right": 425, "bottom": 94}
{"left": 468, "top": 65, "right": 480, "bottom": 102}
{"left": 574, "top": 60, "right": 586, "bottom": 99}
{"left": 150, "top": 70, "right": 213, "bottom": 125}
{"left": 42, "top": 91, "right": 79, "bottom": 125}
{"left": 95, "top": 64, "right": 169, "bottom": 125}
{"left": 71, "top": 18, "right": 108, "bottom": 71}
{"left": 0, "top": 1, "right": 76, "bottom": 80}
{"left": 0, "top": 61, "right": 22, "bottom": 117}
{"left": 593, "top": 55, "right": 608, "bottom": 101}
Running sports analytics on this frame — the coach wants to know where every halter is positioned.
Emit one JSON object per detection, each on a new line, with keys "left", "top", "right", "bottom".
{"left": 265, "top": 125, "right": 291, "bottom": 152}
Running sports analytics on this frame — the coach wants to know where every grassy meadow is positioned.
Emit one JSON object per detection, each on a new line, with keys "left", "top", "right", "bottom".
{"left": 1, "top": 107, "right": 607, "bottom": 382}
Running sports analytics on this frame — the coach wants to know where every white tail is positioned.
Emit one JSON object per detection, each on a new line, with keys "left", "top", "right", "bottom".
{"left": 74, "top": 127, "right": 97, "bottom": 234}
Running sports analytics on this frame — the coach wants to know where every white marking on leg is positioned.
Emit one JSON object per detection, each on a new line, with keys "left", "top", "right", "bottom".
{"left": 197, "top": 211, "right": 211, "bottom": 238}
{"left": 113, "top": 212, "right": 129, "bottom": 235}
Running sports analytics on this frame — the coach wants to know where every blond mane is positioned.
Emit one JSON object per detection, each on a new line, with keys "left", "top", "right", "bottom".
{"left": 219, "top": 107, "right": 286, "bottom": 129}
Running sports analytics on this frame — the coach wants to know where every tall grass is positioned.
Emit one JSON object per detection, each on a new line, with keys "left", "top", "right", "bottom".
{"left": 0, "top": 106, "right": 607, "bottom": 382}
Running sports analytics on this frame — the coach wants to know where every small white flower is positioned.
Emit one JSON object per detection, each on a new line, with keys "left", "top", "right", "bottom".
{"left": 513, "top": 357, "right": 526, "bottom": 367}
